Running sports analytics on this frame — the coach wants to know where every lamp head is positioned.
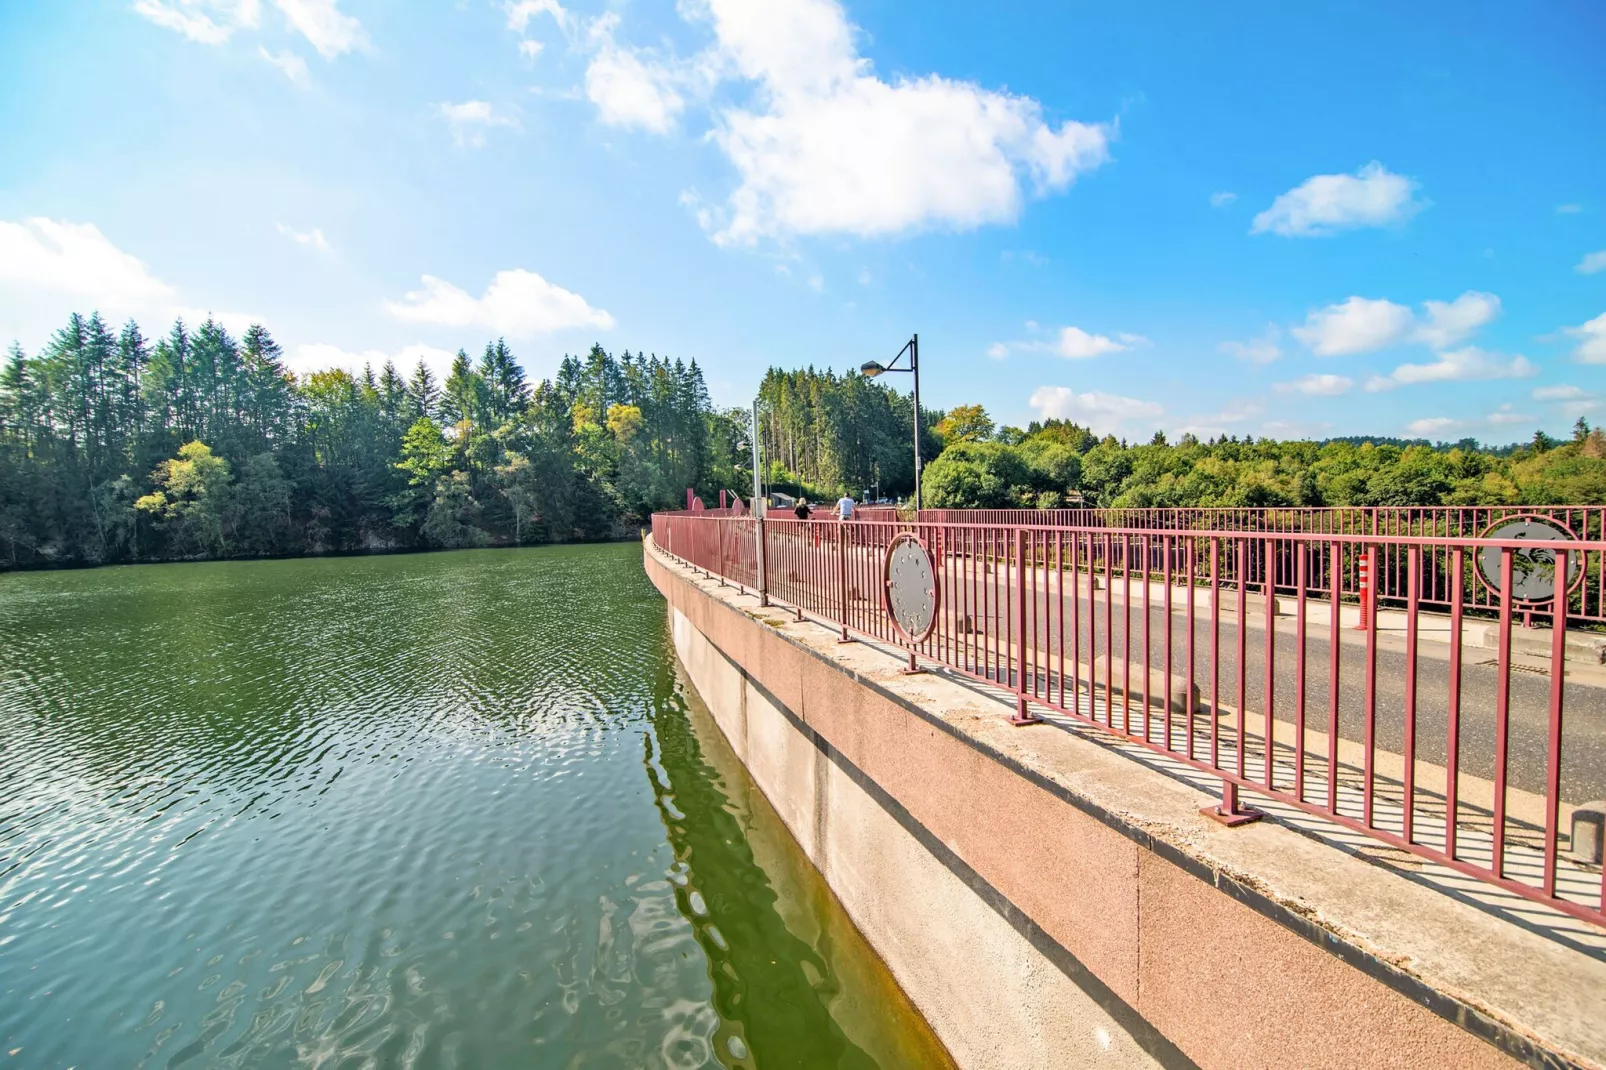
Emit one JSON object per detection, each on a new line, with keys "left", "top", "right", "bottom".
{"left": 860, "top": 361, "right": 885, "bottom": 378}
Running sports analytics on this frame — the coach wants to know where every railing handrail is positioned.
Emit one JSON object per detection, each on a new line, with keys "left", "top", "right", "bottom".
{"left": 649, "top": 507, "right": 1606, "bottom": 931}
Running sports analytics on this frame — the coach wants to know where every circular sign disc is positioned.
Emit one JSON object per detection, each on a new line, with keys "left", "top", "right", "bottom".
{"left": 1476, "top": 517, "right": 1580, "bottom": 605}
{"left": 884, "top": 534, "right": 939, "bottom": 643}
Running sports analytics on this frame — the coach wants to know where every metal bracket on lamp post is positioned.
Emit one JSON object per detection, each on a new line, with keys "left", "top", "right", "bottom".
{"left": 859, "top": 334, "right": 921, "bottom": 511}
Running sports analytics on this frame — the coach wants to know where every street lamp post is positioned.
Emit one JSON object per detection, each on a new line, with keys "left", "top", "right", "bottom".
{"left": 860, "top": 334, "right": 922, "bottom": 510}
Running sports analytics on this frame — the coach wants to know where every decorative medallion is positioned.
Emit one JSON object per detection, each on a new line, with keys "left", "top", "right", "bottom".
{"left": 884, "top": 534, "right": 939, "bottom": 643}
{"left": 1476, "top": 516, "right": 1580, "bottom": 605}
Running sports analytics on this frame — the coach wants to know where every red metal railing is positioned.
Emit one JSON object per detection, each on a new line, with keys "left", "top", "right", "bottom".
{"left": 902, "top": 506, "right": 1606, "bottom": 625}
{"left": 651, "top": 510, "right": 1606, "bottom": 929}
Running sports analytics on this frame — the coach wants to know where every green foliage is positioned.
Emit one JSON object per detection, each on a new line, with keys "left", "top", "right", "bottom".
{"left": 923, "top": 420, "right": 1606, "bottom": 511}
{"left": 1, "top": 312, "right": 739, "bottom": 569}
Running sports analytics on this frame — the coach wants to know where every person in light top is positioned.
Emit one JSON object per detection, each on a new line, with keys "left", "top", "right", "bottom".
{"left": 834, "top": 494, "right": 855, "bottom": 520}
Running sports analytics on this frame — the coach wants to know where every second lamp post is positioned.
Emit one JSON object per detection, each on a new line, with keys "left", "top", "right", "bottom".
{"left": 860, "top": 334, "right": 922, "bottom": 510}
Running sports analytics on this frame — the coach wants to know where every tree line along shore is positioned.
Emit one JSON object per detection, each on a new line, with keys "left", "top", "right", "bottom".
{"left": 2, "top": 314, "right": 1602, "bottom": 571}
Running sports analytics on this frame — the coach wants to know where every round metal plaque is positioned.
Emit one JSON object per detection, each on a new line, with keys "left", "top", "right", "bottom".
{"left": 1476, "top": 516, "right": 1581, "bottom": 605}
{"left": 884, "top": 534, "right": 939, "bottom": 643}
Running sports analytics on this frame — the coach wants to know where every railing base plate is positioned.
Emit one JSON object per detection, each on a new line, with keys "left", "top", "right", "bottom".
{"left": 1199, "top": 805, "right": 1265, "bottom": 828}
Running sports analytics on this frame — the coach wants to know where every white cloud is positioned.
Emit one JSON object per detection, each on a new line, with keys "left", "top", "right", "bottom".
{"left": 1292, "top": 296, "right": 1414, "bottom": 356}
{"left": 1485, "top": 405, "right": 1533, "bottom": 427}
{"left": 1275, "top": 373, "right": 1353, "bottom": 396}
{"left": 584, "top": 18, "right": 687, "bottom": 134}
{"left": 518, "top": 39, "right": 544, "bottom": 59}
{"left": 290, "top": 341, "right": 457, "bottom": 379}
{"left": 986, "top": 342, "right": 1008, "bottom": 359}
{"left": 661, "top": 0, "right": 1111, "bottom": 243}
{"left": 1415, "top": 291, "right": 1500, "bottom": 349}
{"left": 1292, "top": 291, "right": 1501, "bottom": 357}
{"left": 1577, "top": 250, "right": 1606, "bottom": 275}
{"left": 1533, "top": 384, "right": 1589, "bottom": 401}
{"left": 132, "top": 0, "right": 260, "bottom": 44}
{"left": 0, "top": 218, "right": 174, "bottom": 308}
{"left": 0, "top": 217, "right": 262, "bottom": 349}
{"left": 134, "top": 0, "right": 363, "bottom": 60}
{"left": 384, "top": 269, "right": 614, "bottom": 337}
{"left": 1557, "top": 203, "right": 1583, "bottom": 214}
{"left": 276, "top": 223, "right": 330, "bottom": 251}
{"left": 259, "top": 46, "right": 309, "bottom": 82}
{"left": 1053, "top": 326, "right": 1132, "bottom": 359}
{"left": 1406, "top": 417, "right": 1462, "bottom": 437}
{"left": 1366, "top": 347, "right": 1538, "bottom": 391}
{"left": 437, "top": 101, "right": 520, "bottom": 148}
{"left": 1209, "top": 191, "right": 1236, "bottom": 209}
{"left": 1251, "top": 162, "right": 1424, "bottom": 237}
{"left": 1566, "top": 312, "right": 1606, "bottom": 364}
{"left": 1028, "top": 386, "right": 1162, "bottom": 436}
{"left": 1176, "top": 399, "right": 1264, "bottom": 438}
{"left": 507, "top": 0, "right": 570, "bottom": 33}
{"left": 1218, "top": 324, "right": 1281, "bottom": 365}
{"left": 270, "top": 0, "right": 366, "bottom": 59}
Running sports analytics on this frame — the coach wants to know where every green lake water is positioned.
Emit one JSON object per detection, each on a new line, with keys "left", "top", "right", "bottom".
{"left": 0, "top": 543, "right": 951, "bottom": 1069}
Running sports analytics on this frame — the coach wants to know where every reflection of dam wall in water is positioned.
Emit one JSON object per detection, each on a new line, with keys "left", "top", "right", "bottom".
{"left": 645, "top": 535, "right": 1606, "bottom": 1070}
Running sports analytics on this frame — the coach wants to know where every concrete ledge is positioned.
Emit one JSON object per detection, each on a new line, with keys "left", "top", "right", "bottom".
{"left": 646, "top": 536, "right": 1606, "bottom": 1070}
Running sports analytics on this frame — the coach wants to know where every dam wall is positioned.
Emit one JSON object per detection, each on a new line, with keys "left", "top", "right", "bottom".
{"left": 645, "top": 535, "right": 1605, "bottom": 1070}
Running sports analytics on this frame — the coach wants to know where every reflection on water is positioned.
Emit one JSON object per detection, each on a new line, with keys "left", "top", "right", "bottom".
{"left": 0, "top": 544, "right": 950, "bottom": 1068}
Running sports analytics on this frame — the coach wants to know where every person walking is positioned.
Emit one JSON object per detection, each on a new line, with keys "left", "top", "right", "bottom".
{"left": 793, "top": 498, "right": 811, "bottom": 520}
{"left": 834, "top": 493, "right": 855, "bottom": 520}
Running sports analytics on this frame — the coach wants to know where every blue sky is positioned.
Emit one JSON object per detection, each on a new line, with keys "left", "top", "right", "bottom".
{"left": 1, "top": 0, "right": 1602, "bottom": 443}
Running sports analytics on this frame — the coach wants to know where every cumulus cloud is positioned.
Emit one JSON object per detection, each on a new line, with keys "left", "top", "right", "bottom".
{"left": 259, "top": 46, "right": 309, "bottom": 82}
{"left": 1209, "top": 191, "right": 1236, "bottom": 209}
{"left": 437, "top": 101, "right": 520, "bottom": 148}
{"left": 1406, "top": 417, "right": 1462, "bottom": 437}
{"left": 1275, "top": 373, "right": 1353, "bottom": 396}
{"left": 584, "top": 15, "right": 688, "bottom": 134}
{"left": 507, "top": 0, "right": 570, "bottom": 33}
{"left": 1052, "top": 326, "right": 1137, "bottom": 359}
{"left": 1291, "top": 291, "right": 1500, "bottom": 357}
{"left": 1533, "top": 384, "right": 1589, "bottom": 401}
{"left": 1557, "top": 204, "right": 1583, "bottom": 214}
{"left": 1577, "top": 250, "right": 1606, "bottom": 275}
{"left": 1292, "top": 296, "right": 1415, "bottom": 356}
{"left": 384, "top": 269, "right": 614, "bottom": 337}
{"left": 132, "top": 0, "right": 259, "bottom": 44}
{"left": 1566, "top": 312, "right": 1606, "bottom": 364}
{"left": 1415, "top": 291, "right": 1500, "bottom": 349}
{"left": 0, "top": 217, "right": 260, "bottom": 348}
{"left": 1365, "top": 347, "right": 1538, "bottom": 391}
{"left": 1251, "top": 162, "right": 1424, "bottom": 237}
{"left": 271, "top": 0, "right": 367, "bottom": 58}
{"left": 518, "top": 39, "right": 544, "bottom": 59}
{"left": 135, "top": 0, "right": 365, "bottom": 60}
{"left": 1484, "top": 405, "right": 1533, "bottom": 427}
{"left": 276, "top": 222, "right": 330, "bottom": 251}
{"left": 289, "top": 341, "right": 457, "bottom": 379}
{"left": 1218, "top": 324, "right": 1281, "bottom": 365}
{"left": 599, "top": 0, "right": 1110, "bottom": 243}
{"left": 0, "top": 218, "right": 175, "bottom": 308}
{"left": 1028, "top": 385, "right": 1161, "bottom": 436}
{"left": 985, "top": 342, "right": 1008, "bottom": 359}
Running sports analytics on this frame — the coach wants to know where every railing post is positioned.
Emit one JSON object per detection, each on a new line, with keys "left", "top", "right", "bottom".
{"left": 835, "top": 522, "right": 852, "bottom": 644}
{"left": 756, "top": 512, "right": 768, "bottom": 607}
{"left": 1011, "top": 526, "right": 1041, "bottom": 725}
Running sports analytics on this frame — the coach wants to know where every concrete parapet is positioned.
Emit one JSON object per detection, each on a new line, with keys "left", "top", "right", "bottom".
{"left": 645, "top": 536, "right": 1606, "bottom": 1070}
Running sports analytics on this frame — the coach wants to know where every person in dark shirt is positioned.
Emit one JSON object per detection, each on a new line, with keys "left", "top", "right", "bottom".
{"left": 793, "top": 499, "right": 811, "bottom": 520}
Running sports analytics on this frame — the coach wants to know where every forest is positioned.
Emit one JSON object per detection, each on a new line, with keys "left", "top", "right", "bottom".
{"left": 3, "top": 313, "right": 1603, "bottom": 571}
{"left": 0, "top": 312, "right": 753, "bottom": 569}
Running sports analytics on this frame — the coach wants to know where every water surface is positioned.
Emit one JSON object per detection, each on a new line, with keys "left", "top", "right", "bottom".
{"left": 0, "top": 544, "right": 950, "bottom": 1068}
